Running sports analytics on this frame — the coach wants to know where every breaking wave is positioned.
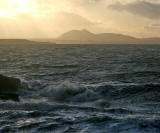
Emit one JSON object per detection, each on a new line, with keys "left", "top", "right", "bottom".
{"left": 38, "top": 81, "right": 160, "bottom": 105}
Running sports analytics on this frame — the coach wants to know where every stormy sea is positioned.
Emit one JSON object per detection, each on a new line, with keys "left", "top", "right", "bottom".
{"left": 0, "top": 43, "right": 160, "bottom": 133}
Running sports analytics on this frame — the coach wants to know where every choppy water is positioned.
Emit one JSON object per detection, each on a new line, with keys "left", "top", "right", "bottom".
{"left": 0, "top": 43, "right": 160, "bottom": 133}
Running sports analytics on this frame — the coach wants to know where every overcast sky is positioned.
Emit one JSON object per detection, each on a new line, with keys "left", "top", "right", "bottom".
{"left": 0, "top": 0, "right": 160, "bottom": 38}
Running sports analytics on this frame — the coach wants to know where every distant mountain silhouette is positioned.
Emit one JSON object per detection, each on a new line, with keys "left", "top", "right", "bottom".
{"left": 55, "top": 29, "right": 160, "bottom": 44}
{"left": 1, "top": 30, "right": 160, "bottom": 45}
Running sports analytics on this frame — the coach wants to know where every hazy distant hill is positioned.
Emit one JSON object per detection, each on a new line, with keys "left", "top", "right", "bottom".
{"left": 0, "top": 39, "right": 37, "bottom": 44}
{"left": 54, "top": 29, "right": 160, "bottom": 44}
{"left": 2, "top": 31, "right": 160, "bottom": 45}
{"left": 0, "top": 39, "right": 53, "bottom": 45}
{"left": 138, "top": 38, "right": 160, "bottom": 44}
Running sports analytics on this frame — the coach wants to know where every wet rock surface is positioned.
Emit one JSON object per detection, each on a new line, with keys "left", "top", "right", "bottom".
{"left": 0, "top": 74, "right": 21, "bottom": 101}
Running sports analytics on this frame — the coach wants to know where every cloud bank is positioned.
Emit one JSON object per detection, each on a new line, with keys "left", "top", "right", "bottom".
{"left": 0, "top": 0, "right": 160, "bottom": 38}
{"left": 109, "top": 1, "right": 160, "bottom": 19}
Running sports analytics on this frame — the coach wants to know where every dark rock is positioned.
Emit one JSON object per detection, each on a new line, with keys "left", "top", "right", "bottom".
{"left": 139, "top": 123, "right": 148, "bottom": 129}
{"left": 0, "top": 74, "right": 21, "bottom": 92}
{"left": 0, "top": 74, "right": 21, "bottom": 101}
{"left": 0, "top": 93, "right": 19, "bottom": 101}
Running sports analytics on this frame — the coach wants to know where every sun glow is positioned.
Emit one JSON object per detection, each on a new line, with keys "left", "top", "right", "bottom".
{"left": 11, "top": 0, "right": 35, "bottom": 13}
{"left": 11, "top": 0, "right": 30, "bottom": 10}
{"left": 0, "top": 0, "right": 35, "bottom": 17}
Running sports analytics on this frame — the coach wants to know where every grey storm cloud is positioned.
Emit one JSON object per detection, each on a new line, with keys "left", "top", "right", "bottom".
{"left": 108, "top": 1, "right": 160, "bottom": 19}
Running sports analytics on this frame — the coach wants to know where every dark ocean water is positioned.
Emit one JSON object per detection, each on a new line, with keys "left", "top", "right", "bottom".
{"left": 0, "top": 44, "right": 160, "bottom": 133}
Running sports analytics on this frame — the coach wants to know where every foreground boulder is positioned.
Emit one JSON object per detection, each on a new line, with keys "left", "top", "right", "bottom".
{"left": 0, "top": 74, "right": 21, "bottom": 101}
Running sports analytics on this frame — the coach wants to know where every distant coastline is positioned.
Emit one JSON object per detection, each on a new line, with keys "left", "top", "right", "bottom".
{"left": 1, "top": 29, "right": 160, "bottom": 45}
{"left": 0, "top": 39, "right": 55, "bottom": 45}
{"left": 54, "top": 29, "right": 160, "bottom": 44}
